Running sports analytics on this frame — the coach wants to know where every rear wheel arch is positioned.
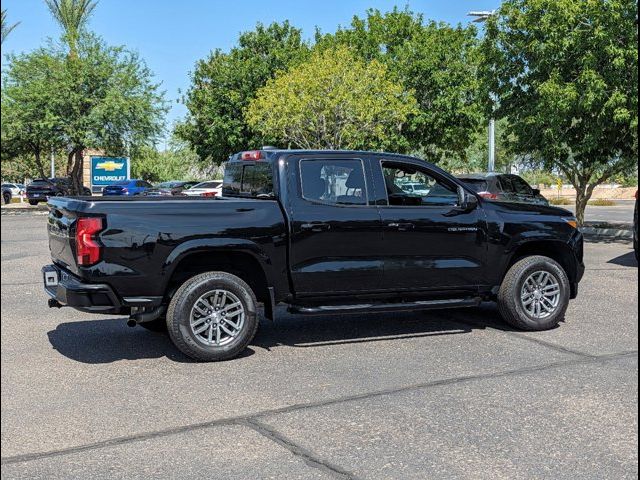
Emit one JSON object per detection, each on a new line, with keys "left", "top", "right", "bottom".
{"left": 164, "top": 249, "right": 272, "bottom": 313}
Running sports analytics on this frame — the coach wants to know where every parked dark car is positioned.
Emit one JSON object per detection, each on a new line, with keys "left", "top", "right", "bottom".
{"left": 26, "top": 178, "right": 91, "bottom": 206}
{"left": 43, "top": 149, "right": 584, "bottom": 362}
{"left": 102, "top": 179, "right": 153, "bottom": 196}
{"left": 457, "top": 173, "right": 549, "bottom": 206}
{"left": 2, "top": 185, "right": 12, "bottom": 204}
{"left": 144, "top": 181, "right": 200, "bottom": 196}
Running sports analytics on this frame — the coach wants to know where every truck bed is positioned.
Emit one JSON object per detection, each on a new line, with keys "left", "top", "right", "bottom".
{"left": 46, "top": 196, "right": 288, "bottom": 301}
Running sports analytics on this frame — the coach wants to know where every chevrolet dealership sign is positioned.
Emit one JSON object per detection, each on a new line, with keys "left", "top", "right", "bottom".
{"left": 90, "top": 156, "right": 130, "bottom": 187}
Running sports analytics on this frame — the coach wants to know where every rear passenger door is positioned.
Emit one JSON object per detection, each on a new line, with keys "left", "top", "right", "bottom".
{"left": 286, "top": 155, "right": 384, "bottom": 296}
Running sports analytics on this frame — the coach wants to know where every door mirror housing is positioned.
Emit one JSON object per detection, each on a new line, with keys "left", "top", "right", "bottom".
{"left": 532, "top": 188, "right": 541, "bottom": 195}
{"left": 457, "top": 186, "right": 478, "bottom": 211}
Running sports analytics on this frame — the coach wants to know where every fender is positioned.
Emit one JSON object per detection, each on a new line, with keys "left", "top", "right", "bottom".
{"left": 162, "top": 237, "right": 275, "bottom": 286}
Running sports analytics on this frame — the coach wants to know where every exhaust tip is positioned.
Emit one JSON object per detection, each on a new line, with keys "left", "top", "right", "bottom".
{"left": 126, "top": 318, "right": 137, "bottom": 328}
{"left": 48, "top": 298, "right": 63, "bottom": 309}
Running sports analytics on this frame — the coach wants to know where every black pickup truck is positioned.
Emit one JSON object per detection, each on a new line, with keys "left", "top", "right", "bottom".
{"left": 43, "top": 149, "right": 585, "bottom": 361}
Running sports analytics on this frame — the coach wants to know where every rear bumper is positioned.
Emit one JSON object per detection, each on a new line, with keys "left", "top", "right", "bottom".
{"left": 42, "top": 264, "right": 123, "bottom": 314}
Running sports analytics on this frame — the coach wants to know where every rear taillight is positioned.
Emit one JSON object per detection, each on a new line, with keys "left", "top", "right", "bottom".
{"left": 478, "top": 191, "right": 498, "bottom": 200}
{"left": 76, "top": 217, "right": 103, "bottom": 266}
{"left": 201, "top": 191, "right": 217, "bottom": 197}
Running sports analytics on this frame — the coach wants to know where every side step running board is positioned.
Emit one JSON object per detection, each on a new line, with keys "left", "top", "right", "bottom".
{"left": 288, "top": 297, "right": 481, "bottom": 315}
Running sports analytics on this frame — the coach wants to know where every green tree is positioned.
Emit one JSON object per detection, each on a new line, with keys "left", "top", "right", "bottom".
{"left": 131, "top": 139, "right": 200, "bottom": 183}
{"left": 1, "top": 9, "right": 20, "bottom": 45}
{"left": 2, "top": 35, "right": 167, "bottom": 191}
{"left": 317, "top": 8, "right": 483, "bottom": 162}
{"left": 246, "top": 46, "right": 417, "bottom": 150}
{"left": 481, "top": 0, "right": 638, "bottom": 224}
{"left": 1, "top": 47, "right": 64, "bottom": 178}
{"left": 44, "top": 0, "right": 97, "bottom": 55}
{"left": 176, "top": 21, "right": 309, "bottom": 164}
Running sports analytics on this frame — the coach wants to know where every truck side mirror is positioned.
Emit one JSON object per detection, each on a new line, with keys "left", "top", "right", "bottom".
{"left": 457, "top": 186, "right": 478, "bottom": 211}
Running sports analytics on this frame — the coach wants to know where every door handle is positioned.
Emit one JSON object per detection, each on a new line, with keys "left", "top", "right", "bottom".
{"left": 388, "top": 222, "right": 415, "bottom": 231}
{"left": 300, "top": 223, "right": 331, "bottom": 232}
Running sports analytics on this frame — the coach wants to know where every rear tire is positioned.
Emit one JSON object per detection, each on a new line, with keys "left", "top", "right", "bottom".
{"left": 28, "top": 200, "right": 38, "bottom": 206}
{"left": 166, "top": 271, "right": 259, "bottom": 361}
{"left": 498, "top": 255, "right": 570, "bottom": 331}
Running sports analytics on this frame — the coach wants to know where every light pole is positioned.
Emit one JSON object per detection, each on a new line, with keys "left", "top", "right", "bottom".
{"left": 468, "top": 10, "right": 496, "bottom": 172}
{"left": 50, "top": 147, "right": 55, "bottom": 178}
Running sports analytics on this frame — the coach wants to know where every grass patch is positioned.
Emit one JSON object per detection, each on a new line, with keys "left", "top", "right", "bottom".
{"left": 549, "top": 197, "right": 572, "bottom": 205}
{"left": 588, "top": 199, "right": 616, "bottom": 206}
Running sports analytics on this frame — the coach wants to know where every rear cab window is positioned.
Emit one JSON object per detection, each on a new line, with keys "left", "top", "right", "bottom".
{"left": 222, "top": 162, "right": 275, "bottom": 198}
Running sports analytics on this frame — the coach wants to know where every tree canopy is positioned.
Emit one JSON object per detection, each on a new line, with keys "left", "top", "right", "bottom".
{"left": 481, "top": 0, "right": 638, "bottom": 223}
{"left": 1, "top": 8, "right": 20, "bottom": 45}
{"left": 176, "top": 21, "right": 310, "bottom": 163}
{"left": 317, "top": 8, "right": 484, "bottom": 162}
{"left": 44, "top": 0, "right": 97, "bottom": 54}
{"left": 2, "top": 34, "right": 167, "bottom": 189}
{"left": 246, "top": 46, "right": 417, "bottom": 151}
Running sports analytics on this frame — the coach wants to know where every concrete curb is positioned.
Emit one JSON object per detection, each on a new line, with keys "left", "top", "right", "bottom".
{"left": 581, "top": 229, "right": 633, "bottom": 241}
{"left": 581, "top": 222, "right": 633, "bottom": 241}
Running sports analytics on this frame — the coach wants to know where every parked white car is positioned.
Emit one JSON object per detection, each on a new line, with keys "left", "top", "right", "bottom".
{"left": 183, "top": 181, "right": 223, "bottom": 197}
{"left": 1, "top": 183, "right": 25, "bottom": 196}
{"left": 400, "top": 182, "right": 431, "bottom": 196}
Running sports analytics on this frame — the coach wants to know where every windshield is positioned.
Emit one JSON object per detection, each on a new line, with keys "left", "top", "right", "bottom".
{"left": 111, "top": 181, "right": 131, "bottom": 186}
{"left": 157, "top": 181, "right": 180, "bottom": 188}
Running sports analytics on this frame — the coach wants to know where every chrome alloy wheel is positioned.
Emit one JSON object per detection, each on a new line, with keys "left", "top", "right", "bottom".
{"left": 189, "top": 289, "right": 245, "bottom": 346}
{"left": 520, "top": 270, "right": 561, "bottom": 319}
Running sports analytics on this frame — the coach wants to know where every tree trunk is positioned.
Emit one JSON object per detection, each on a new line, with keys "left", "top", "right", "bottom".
{"left": 33, "top": 149, "right": 46, "bottom": 179}
{"left": 68, "top": 149, "right": 84, "bottom": 195}
{"left": 574, "top": 183, "right": 592, "bottom": 226}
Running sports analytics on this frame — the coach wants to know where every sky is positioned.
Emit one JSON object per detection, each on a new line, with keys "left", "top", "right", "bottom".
{"left": 1, "top": 0, "right": 499, "bottom": 136}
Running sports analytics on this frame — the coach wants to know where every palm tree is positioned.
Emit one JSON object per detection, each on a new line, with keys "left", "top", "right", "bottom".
{"left": 44, "top": 0, "right": 98, "bottom": 54}
{"left": 1, "top": 9, "right": 21, "bottom": 45}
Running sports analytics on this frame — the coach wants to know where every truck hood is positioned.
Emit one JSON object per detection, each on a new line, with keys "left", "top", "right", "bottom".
{"left": 488, "top": 200, "right": 573, "bottom": 218}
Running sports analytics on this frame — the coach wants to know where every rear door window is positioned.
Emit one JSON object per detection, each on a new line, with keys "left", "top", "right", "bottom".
{"left": 300, "top": 159, "right": 368, "bottom": 206}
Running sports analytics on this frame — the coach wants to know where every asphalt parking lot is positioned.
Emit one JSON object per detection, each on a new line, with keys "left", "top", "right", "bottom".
{"left": 1, "top": 214, "right": 637, "bottom": 479}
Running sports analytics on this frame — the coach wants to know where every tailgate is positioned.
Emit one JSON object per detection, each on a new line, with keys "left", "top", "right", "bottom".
{"left": 47, "top": 202, "right": 79, "bottom": 274}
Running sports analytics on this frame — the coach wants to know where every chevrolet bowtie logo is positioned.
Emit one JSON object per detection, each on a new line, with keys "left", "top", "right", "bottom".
{"left": 96, "top": 160, "right": 124, "bottom": 172}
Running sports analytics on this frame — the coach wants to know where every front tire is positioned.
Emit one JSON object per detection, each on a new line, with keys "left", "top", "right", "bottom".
{"left": 166, "top": 272, "right": 259, "bottom": 361}
{"left": 498, "top": 255, "right": 570, "bottom": 331}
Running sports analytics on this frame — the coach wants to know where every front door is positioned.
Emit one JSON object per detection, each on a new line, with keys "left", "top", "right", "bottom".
{"left": 286, "top": 155, "right": 384, "bottom": 297}
{"left": 374, "top": 158, "right": 487, "bottom": 295}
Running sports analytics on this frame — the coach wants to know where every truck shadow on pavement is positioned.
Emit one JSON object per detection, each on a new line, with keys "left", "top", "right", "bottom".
{"left": 607, "top": 251, "right": 638, "bottom": 267}
{"left": 47, "top": 309, "right": 486, "bottom": 364}
{"left": 47, "top": 320, "right": 199, "bottom": 364}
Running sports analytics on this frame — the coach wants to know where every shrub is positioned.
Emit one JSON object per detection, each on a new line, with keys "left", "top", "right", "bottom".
{"left": 588, "top": 199, "right": 616, "bottom": 206}
{"left": 549, "top": 197, "right": 572, "bottom": 205}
